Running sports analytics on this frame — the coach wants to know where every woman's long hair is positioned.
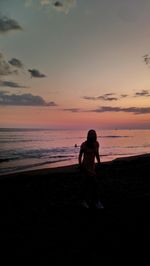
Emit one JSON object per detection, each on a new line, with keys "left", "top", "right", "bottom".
{"left": 86, "top": 129, "right": 97, "bottom": 148}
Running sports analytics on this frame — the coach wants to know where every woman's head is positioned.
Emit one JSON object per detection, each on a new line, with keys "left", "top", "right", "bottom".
{"left": 87, "top": 129, "right": 97, "bottom": 143}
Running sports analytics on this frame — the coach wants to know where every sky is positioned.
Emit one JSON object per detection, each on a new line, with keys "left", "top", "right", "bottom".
{"left": 0, "top": 0, "right": 150, "bottom": 129}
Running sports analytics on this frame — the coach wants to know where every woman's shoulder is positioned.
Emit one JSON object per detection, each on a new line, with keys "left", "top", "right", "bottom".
{"left": 80, "top": 141, "right": 87, "bottom": 149}
{"left": 81, "top": 141, "right": 87, "bottom": 148}
{"left": 95, "top": 141, "right": 100, "bottom": 147}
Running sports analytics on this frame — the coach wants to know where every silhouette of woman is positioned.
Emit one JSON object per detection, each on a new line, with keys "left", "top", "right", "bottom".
{"left": 78, "top": 129, "right": 103, "bottom": 208}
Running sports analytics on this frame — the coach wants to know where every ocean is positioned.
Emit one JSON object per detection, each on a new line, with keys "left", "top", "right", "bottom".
{"left": 0, "top": 128, "right": 150, "bottom": 175}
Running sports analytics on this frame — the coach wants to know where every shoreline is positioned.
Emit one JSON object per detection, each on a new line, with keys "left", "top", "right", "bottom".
{"left": 0, "top": 152, "right": 150, "bottom": 180}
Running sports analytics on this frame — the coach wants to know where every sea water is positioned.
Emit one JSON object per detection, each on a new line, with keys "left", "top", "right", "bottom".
{"left": 0, "top": 128, "right": 150, "bottom": 175}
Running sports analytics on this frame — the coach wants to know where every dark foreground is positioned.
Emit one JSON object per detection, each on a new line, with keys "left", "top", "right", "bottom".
{"left": 0, "top": 154, "right": 149, "bottom": 265}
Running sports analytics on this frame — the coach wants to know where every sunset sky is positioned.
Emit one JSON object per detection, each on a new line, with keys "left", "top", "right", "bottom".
{"left": 0, "top": 0, "right": 150, "bottom": 129}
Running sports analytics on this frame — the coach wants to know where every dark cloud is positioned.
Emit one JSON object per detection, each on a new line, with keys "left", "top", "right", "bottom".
{"left": 91, "top": 106, "right": 150, "bottom": 115}
{"left": 63, "top": 108, "right": 80, "bottom": 112}
{"left": 83, "top": 93, "right": 118, "bottom": 101}
{"left": 84, "top": 90, "right": 150, "bottom": 103}
{"left": 143, "top": 54, "right": 150, "bottom": 65}
{"left": 0, "top": 81, "right": 28, "bottom": 88}
{"left": 8, "top": 58, "right": 23, "bottom": 68}
{"left": 0, "top": 15, "right": 22, "bottom": 33}
{"left": 0, "top": 53, "right": 18, "bottom": 76}
{"left": 99, "top": 95, "right": 118, "bottom": 101}
{"left": 0, "top": 91, "right": 57, "bottom": 106}
{"left": 1, "top": 53, "right": 47, "bottom": 81}
{"left": 83, "top": 96, "right": 97, "bottom": 100}
{"left": 104, "top": 93, "right": 115, "bottom": 97}
{"left": 121, "top": 94, "right": 128, "bottom": 98}
{"left": 28, "top": 69, "right": 46, "bottom": 78}
{"left": 92, "top": 106, "right": 122, "bottom": 112}
{"left": 134, "top": 90, "right": 150, "bottom": 97}
{"left": 53, "top": 1, "right": 63, "bottom": 7}
{"left": 52, "top": 0, "right": 76, "bottom": 14}
{"left": 25, "top": 0, "right": 76, "bottom": 14}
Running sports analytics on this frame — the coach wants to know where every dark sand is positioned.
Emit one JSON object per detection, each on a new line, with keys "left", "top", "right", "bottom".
{"left": 0, "top": 154, "right": 149, "bottom": 264}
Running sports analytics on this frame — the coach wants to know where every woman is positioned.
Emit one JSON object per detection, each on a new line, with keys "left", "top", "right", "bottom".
{"left": 78, "top": 129, "right": 103, "bottom": 208}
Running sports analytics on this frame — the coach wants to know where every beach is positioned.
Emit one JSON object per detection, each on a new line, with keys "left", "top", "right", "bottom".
{"left": 0, "top": 154, "right": 149, "bottom": 264}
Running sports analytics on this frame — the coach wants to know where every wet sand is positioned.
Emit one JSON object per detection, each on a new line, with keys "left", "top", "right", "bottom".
{"left": 0, "top": 154, "right": 149, "bottom": 264}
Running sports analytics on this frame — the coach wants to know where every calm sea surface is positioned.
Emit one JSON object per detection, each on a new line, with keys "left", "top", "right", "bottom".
{"left": 0, "top": 128, "right": 150, "bottom": 175}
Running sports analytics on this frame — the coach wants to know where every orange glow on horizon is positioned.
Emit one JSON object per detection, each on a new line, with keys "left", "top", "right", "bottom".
{"left": 1, "top": 106, "right": 150, "bottom": 129}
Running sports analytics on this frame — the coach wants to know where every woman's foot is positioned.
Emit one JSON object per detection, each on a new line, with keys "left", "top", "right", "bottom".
{"left": 95, "top": 200, "right": 104, "bottom": 209}
{"left": 81, "top": 200, "right": 89, "bottom": 208}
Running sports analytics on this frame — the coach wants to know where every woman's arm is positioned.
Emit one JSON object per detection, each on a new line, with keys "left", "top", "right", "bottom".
{"left": 78, "top": 142, "right": 85, "bottom": 167}
{"left": 95, "top": 143, "right": 100, "bottom": 164}
{"left": 96, "top": 152, "right": 100, "bottom": 164}
{"left": 78, "top": 148, "right": 83, "bottom": 167}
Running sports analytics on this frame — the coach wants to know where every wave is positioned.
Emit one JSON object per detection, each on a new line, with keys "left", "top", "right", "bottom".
{"left": 0, "top": 150, "right": 75, "bottom": 163}
{"left": 0, "top": 158, "right": 71, "bottom": 175}
{"left": 1, "top": 143, "right": 149, "bottom": 164}
{"left": 0, "top": 139, "right": 43, "bottom": 144}
{"left": 100, "top": 135, "right": 131, "bottom": 138}
{"left": 101, "top": 152, "right": 135, "bottom": 157}
{"left": 0, "top": 128, "right": 51, "bottom": 132}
